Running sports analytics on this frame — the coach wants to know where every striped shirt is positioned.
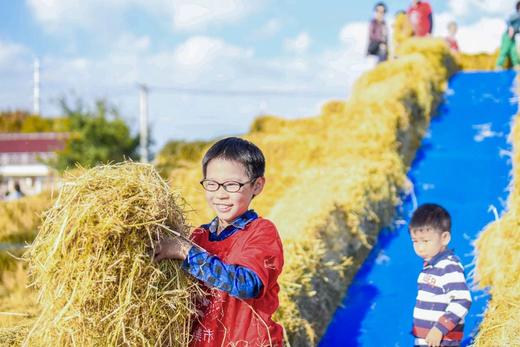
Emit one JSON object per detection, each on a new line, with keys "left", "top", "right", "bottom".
{"left": 413, "top": 249, "right": 472, "bottom": 347}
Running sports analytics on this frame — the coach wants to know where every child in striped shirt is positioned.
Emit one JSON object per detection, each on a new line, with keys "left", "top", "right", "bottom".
{"left": 409, "top": 204, "right": 472, "bottom": 347}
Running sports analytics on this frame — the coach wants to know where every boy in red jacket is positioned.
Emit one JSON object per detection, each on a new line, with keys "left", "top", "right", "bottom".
{"left": 407, "top": 0, "right": 433, "bottom": 37}
{"left": 153, "top": 137, "right": 284, "bottom": 346}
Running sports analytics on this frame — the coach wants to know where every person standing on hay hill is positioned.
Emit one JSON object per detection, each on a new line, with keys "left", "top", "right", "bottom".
{"left": 409, "top": 204, "right": 472, "bottom": 347}
{"left": 496, "top": 1, "right": 520, "bottom": 70}
{"left": 407, "top": 0, "right": 433, "bottom": 37}
{"left": 153, "top": 137, "right": 284, "bottom": 347}
{"left": 445, "top": 21, "right": 459, "bottom": 54}
{"left": 367, "top": 2, "right": 389, "bottom": 63}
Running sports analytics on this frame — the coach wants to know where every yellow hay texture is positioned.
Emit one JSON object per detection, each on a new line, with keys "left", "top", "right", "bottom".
{"left": 0, "top": 263, "right": 36, "bottom": 341}
{"left": 19, "top": 162, "right": 202, "bottom": 346}
{"left": 169, "top": 39, "right": 456, "bottom": 345}
{"left": 0, "top": 192, "right": 52, "bottom": 244}
{"left": 456, "top": 51, "right": 500, "bottom": 71}
{"left": 392, "top": 12, "right": 414, "bottom": 57}
{"left": 473, "top": 108, "right": 520, "bottom": 346}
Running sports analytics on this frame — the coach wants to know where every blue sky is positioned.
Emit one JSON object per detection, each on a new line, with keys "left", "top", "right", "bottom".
{"left": 0, "top": 0, "right": 513, "bottom": 151}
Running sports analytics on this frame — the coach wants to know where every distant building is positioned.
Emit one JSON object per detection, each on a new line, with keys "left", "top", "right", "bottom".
{"left": 0, "top": 132, "right": 68, "bottom": 198}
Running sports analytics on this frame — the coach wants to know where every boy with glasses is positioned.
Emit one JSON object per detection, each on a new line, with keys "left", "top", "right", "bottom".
{"left": 153, "top": 137, "right": 284, "bottom": 346}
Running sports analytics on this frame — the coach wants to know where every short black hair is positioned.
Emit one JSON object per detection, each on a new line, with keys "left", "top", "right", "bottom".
{"left": 517, "top": 1, "right": 520, "bottom": 12}
{"left": 202, "top": 137, "right": 265, "bottom": 179}
{"left": 374, "top": 2, "right": 387, "bottom": 12}
{"left": 409, "top": 203, "right": 451, "bottom": 234}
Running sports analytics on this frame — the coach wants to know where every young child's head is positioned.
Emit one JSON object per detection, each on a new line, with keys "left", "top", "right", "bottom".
{"left": 200, "top": 137, "right": 265, "bottom": 226}
{"left": 517, "top": 1, "right": 520, "bottom": 13}
{"left": 447, "top": 21, "right": 458, "bottom": 37}
{"left": 409, "top": 203, "right": 451, "bottom": 261}
{"left": 374, "top": 2, "right": 387, "bottom": 21}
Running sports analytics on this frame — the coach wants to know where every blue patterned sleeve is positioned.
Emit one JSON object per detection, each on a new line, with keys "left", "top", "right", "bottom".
{"left": 181, "top": 246, "right": 264, "bottom": 299}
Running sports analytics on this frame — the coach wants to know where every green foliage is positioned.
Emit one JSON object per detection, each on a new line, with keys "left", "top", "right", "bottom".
{"left": 0, "top": 110, "right": 69, "bottom": 133}
{"left": 155, "top": 140, "right": 210, "bottom": 177}
{"left": 51, "top": 99, "right": 139, "bottom": 171}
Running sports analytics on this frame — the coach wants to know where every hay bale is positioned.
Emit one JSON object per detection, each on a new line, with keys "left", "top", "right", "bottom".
{"left": 473, "top": 110, "right": 520, "bottom": 346}
{"left": 0, "top": 263, "right": 36, "bottom": 338}
{"left": 22, "top": 162, "right": 202, "bottom": 346}
{"left": 0, "top": 192, "right": 53, "bottom": 244}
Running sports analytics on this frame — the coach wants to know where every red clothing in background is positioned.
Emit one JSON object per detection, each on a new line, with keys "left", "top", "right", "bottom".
{"left": 407, "top": 1, "right": 433, "bottom": 37}
{"left": 189, "top": 217, "right": 284, "bottom": 347}
{"left": 446, "top": 37, "right": 459, "bottom": 52}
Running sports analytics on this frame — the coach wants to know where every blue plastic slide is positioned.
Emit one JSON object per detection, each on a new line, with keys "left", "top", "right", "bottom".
{"left": 320, "top": 71, "right": 517, "bottom": 347}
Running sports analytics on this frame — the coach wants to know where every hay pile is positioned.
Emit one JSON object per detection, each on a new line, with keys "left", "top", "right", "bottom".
{"left": 0, "top": 192, "right": 52, "bottom": 245}
{"left": 456, "top": 51, "right": 500, "bottom": 71}
{"left": 392, "top": 12, "right": 414, "bottom": 58}
{"left": 17, "top": 162, "right": 201, "bottom": 346}
{"left": 473, "top": 106, "right": 520, "bottom": 346}
{"left": 168, "top": 38, "right": 457, "bottom": 345}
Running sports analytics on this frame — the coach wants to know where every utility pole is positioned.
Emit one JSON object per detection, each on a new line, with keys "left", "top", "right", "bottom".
{"left": 33, "top": 57, "right": 40, "bottom": 115}
{"left": 138, "top": 83, "right": 149, "bottom": 163}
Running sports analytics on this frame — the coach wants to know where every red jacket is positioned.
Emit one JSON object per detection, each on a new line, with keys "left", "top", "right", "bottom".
{"left": 445, "top": 37, "right": 459, "bottom": 52}
{"left": 407, "top": 1, "right": 433, "bottom": 37}
{"left": 189, "top": 217, "right": 284, "bottom": 347}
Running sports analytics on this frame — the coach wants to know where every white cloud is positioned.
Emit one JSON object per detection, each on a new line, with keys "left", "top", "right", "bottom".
{"left": 339, "top": 22, "right": 369, "bottom": 54}
{"left": 253, "top": 18, "right": 282, "bottom": 39}
{"left": 27, "top": 0, "right": 265, "bottom": 33}
{"left": 173, "top": 36, "right": 253, "bottom": 74}
{"left": 447, "top": 0, "right": 512, "bottom": 17}
{"left": 457, "top": 17, "right": 504, "bottom": 53}
{"left": 433, "top": 12, "right": 503, "bottom": 53}
{"left": 171, "top": 0, "right": 262, "bottom": 31}
{"left": 431, "top": 9, "right": 505, "bottom": 54}
{"left": 0, "top": 40, "right": 29, "bottom": 65}
{"left": 26, "top": 0, "right": 124, "bottom": 32}
{"left": 284, "top": 32, "right": 311, "bottom": 53}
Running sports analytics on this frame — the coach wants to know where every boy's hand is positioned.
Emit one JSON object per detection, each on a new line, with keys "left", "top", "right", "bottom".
{"left": 152, "top": 236, "right": 192, "bottom": 262}
{"left": 425, "top": 326, "right": 443, "bottom": 347}
{"left": 509, "top": 26, "right": 515, "bottom": 38}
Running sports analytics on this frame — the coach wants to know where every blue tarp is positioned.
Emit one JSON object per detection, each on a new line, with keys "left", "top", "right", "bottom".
{"left": 320, "top": 71, "right": 517, "bottom": 347}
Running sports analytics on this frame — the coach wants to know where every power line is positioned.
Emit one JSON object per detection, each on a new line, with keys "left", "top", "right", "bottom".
{"left": 148, "top": 85, "right": 344, "bottom": 98}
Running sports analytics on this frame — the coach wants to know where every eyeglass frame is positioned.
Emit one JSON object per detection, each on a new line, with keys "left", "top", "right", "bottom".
{"left": 199, "top": 177, "right": 257, "bottom": 193}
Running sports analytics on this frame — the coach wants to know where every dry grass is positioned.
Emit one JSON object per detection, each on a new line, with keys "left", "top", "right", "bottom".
{"left": 472, "top": 106, "right": 520, "bottom": 346}
{"left": 0, "top": 263, "right": 36, "bottom": 343}
{"left": 4, "top": 162, "right": 203, "bottom": 346}
{"left": 456, "top": 51, "right": 500, "bottom": 71}
{"left": 168, "top": 38, "right": 457, "bottom": 345}
{"left": 0, "top": 192, "right": 52, "bottom": 244}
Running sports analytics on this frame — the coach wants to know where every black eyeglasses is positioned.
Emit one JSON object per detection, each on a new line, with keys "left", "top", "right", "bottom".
{"left": 200, "top": 178, "right": 256, "bottom": 193}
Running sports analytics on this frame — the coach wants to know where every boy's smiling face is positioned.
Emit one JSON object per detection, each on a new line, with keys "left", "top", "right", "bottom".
{"left": 410, "top": 227, "right": 450, "bottom": 261}
{"left": 204, "top": 158, "right": 264, "bottom": 229}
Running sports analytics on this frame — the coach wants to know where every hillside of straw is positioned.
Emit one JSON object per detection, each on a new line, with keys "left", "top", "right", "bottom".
{"left": 472, "top": 92, "right": 520, "bottom": 346}
{"left": 0, "top": 39, "right": 459, "bottom": 345}
{"left": 1, "top": 163, "right": 203, "bottom": 346}
{"left": 165, "top": 38, "right": 457, "bottom": 345}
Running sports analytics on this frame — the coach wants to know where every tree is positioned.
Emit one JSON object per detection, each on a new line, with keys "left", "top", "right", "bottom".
{"left": 51, "top": 99, "right": 140, "bottom": 171}
{"left": 155, "top": 140, "right": 210, "bottom": 178}
{"left": 0, "top": 110, "right": 69, "bottom": 133}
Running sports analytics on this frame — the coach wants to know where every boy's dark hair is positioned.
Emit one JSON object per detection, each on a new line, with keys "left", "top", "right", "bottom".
{"left": 202, "top": 137, "right": 265, "bottom": 179}
{"left": 517, "top": 1, "right": 520, "bottom": 12}
{"left": 409, "top": 203, "right": 451, "bottom": 233}
{"left": 374, "top": 2, "right": 387, "bottom": 12}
